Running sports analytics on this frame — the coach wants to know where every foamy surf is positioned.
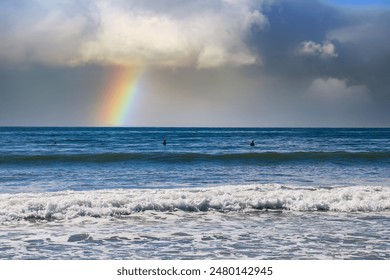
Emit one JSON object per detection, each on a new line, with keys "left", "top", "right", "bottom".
{"left": 1, "top": 184, "right": 389, "bottom": 222}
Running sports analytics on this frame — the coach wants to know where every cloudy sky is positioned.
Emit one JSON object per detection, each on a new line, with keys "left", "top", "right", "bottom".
{"left": 1, "top": 0, "right": 389, "bottom": 127}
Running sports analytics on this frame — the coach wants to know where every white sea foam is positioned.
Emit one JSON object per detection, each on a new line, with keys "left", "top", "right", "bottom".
{"left": 1, "top": 184, "right": 389, "bottom": 222}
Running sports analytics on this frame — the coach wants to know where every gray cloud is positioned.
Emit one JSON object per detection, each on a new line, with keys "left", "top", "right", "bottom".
{"left": 1, "top": 0, "right": 389, "bottom": 127}
{"left": 0, "top": 0, "right": 96, "bottom": 66}
{"left": 0, "top": 0, "right": 267, "bottom": 68}
{"left": 0, "top": 64, "right": 112, "bottom": 126}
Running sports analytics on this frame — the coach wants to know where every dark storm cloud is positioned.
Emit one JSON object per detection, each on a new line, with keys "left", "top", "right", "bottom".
{"left": 248, "top": 0, "right": 346, "bottom": 77}
{"left": 249, "top": 0, "right": 390, "bottom": 83}
{"left": 245, "top": 0, "right": 390, "bottom": 126}
{"left": 328, "top": 11, "right": 390, "bottom": 90}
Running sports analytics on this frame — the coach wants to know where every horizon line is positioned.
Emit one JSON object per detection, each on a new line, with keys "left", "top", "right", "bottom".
{"left": 1, "top": 125, "right": 389, "bottom": 129}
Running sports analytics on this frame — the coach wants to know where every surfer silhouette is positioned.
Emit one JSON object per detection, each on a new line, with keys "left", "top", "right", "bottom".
{"left": 250, "top": 140, "right": 255, "bottom": 147}
{"left": 162, "top": 139, "right": 167, "bottom": 146}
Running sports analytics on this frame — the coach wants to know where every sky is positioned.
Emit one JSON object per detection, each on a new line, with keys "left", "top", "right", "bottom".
{"left": 0, "top": 0, "right": 389, "bottom": 127}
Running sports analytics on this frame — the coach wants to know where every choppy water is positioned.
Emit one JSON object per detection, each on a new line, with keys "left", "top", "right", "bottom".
{"left": 0, "top": 127, "right": 389, "bottom": 259}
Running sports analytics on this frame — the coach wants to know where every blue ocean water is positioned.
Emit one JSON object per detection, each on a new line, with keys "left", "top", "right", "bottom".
{"left": 1, "top": 127, "right": 389, "bottom": 259}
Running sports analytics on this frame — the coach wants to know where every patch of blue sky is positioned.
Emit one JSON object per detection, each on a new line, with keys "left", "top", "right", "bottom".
{"left": 321, "top": 0, "right": 390, "bottom": 7}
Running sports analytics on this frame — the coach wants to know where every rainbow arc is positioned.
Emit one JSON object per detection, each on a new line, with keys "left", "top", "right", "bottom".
{"left": 100, "top": 66, "right": 144, "bottom": 126}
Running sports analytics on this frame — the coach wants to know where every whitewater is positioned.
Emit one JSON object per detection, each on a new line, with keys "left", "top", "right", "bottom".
{"left": 1, "top": 185, "right": 390, "bottom": 223}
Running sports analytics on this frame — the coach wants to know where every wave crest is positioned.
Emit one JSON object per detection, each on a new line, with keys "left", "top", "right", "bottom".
{"left": 1, "top": 185, "right": 389, "bottom": 222}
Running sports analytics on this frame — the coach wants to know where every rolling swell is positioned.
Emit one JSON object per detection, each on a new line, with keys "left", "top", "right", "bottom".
{"left": 1, "top": 151, "right": 389, "bottom": 165}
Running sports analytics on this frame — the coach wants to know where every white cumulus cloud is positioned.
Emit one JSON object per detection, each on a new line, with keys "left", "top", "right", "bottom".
{"left": 299, "top": 41, "right": 337, "bottom": 58}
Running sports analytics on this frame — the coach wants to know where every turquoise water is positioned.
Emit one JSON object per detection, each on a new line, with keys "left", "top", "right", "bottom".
{"left": 0, "top": 127, "right": 389, "bottom": 259}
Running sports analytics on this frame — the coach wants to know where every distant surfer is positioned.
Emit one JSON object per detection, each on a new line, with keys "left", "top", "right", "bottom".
{"left": 162, "top": 138, "right": 167, "bottom": 146}
{"left": 250, "top": 140, "right": 255, "bottom": 147}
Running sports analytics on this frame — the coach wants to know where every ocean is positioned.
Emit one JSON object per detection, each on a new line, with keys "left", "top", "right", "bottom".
{"left": 0, "top": 127, "right": 389, "bottom": 259}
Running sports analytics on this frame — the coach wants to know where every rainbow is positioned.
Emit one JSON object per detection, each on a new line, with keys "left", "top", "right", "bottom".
{"left": 99, "top": 66, "right": 144, "bottom": 126}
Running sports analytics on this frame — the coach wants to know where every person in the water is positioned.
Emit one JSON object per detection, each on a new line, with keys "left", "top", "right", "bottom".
{"left": 250, "top": 140, "right": 255, "bottom": 147}
{"left": 163, "top": 139, "right": 167, "bottom": 146}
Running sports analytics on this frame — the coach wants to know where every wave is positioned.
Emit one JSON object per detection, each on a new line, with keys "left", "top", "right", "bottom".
{"left": 1, "top": 151, "right": 389, "bottom": 165}
{"left": 1, "top": 185, "right": 389, "bottom": 222}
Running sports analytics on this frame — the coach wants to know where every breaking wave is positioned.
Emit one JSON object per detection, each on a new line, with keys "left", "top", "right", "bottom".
{"left": 1, "top": 185, "right": 389, "bottom": 222}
